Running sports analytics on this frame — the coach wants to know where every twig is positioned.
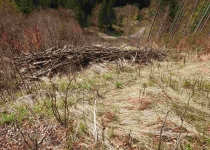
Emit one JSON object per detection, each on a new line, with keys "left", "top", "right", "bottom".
{"left": 158, "top": 110, "right": 170, "bottom": 150}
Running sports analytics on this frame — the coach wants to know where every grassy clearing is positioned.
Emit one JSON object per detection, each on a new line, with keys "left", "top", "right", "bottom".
{"left": 0, "top": 52, "right": 210, "bottom": 149}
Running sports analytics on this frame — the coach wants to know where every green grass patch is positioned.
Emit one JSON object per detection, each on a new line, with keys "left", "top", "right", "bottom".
{"left": 79, "top": 122, "right": 88, "bottom": 135}
{"left": 103, "top": 74, "right": 113, "bottom": 80}
{"left": 116, "top": 81, "right": 123, "bottom": 89}
{"left": 16, "top": 106, "right": 28, "bottom": 123}
{"left": 60, "top": 82, "right": 67, "bottom": 91}
{"left": 78, "top": 83, "right": 92, "bottom": 90}
{"left": 1, "top": 113, "right": 16, "bottom": 124}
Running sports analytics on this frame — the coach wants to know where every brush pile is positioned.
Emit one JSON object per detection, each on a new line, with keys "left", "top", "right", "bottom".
{"left": 14, "top": 45, "right": 167, "bottom": 79}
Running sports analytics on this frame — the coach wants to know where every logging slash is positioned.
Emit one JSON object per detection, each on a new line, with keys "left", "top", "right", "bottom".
{"left": 14, "top": 45, "right": 167, "bottom": 79}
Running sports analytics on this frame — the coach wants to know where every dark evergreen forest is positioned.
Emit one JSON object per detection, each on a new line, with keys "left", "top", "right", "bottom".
{"left": 13, "top": 0, "right": 150, "bottom": 27}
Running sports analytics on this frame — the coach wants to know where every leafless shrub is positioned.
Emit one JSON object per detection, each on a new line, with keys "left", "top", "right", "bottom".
{"left": 115, "top": 4, "right": 139, "bottom": 25}
{"left": 28, "top": 8, "right": 83, "bottom": 49}
{"left": 0, "top": 6, "right": 88, "bottom": 101}
{"left": 0, "top": 7, "right": 84, "bottom": 54}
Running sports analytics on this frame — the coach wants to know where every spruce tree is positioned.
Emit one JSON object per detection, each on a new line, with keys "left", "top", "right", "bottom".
{"left": 15, "top": 0, "right": 34, "bottom": 14}
{"left": 75, "top": 5, "right": 85, "bottom": 27}
{"left": 98, "top": 0, "right": 107, "bottom": 30}
{"left": 107, "top": 0, "right": 116, "bottom": 27}
{"left": 98, "top": 0, "right": 116, "bottom": 30}
{"left": 39, "top": 0, "right": 51, "bottom": 7}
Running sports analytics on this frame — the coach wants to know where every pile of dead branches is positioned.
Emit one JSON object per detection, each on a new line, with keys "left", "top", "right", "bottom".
{"left": 14, "top": 45, "right": 167, "bottom": 79}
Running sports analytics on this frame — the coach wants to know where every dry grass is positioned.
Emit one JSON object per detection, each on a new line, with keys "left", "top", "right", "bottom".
{"left": 1, "top": 48, "right": 210, "bottom": 149}
{"left": 199, "top": 54, "right": 210, "bottom": 61}
{"left": 128, "top": 96, "right": 152, "bottom": 110}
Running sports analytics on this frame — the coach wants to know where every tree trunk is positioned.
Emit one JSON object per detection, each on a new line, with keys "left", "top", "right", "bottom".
{"left": 147, "top": 2, "right": 161, "bottom": 42}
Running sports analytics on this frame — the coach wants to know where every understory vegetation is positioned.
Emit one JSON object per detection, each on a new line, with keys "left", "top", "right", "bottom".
{"left": 0, "top": 0, "right": 210, "bottom": 149}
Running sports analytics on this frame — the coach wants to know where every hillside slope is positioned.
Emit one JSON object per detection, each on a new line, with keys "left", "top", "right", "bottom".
{"left": 1, "top": 47, "right": 210, "bottom": 149}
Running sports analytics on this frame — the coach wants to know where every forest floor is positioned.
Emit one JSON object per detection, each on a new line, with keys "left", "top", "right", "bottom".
{"left": 0, "top": 47, "right": 210, "bottom": 149}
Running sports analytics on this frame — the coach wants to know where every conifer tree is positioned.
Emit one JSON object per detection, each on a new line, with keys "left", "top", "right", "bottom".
{"left": 75, "top": 5, "right": 85, "bottom": 27}
{"left": 15, "top": 0, "right": 34, "bottom": 14}
{"left": 98, "top": 0, "right": 107, "bottom": 30}
{"left": 32, "top": 0, "right": 40, "bottom": 7}
{"left": 98, "top": 0, "right": 116, "bottom": 30}
{"left": 107, "top": 0, "right": 116, "bottom": 27}
{"left": 39, "top": 0, "right": 51, "bottom": 7}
